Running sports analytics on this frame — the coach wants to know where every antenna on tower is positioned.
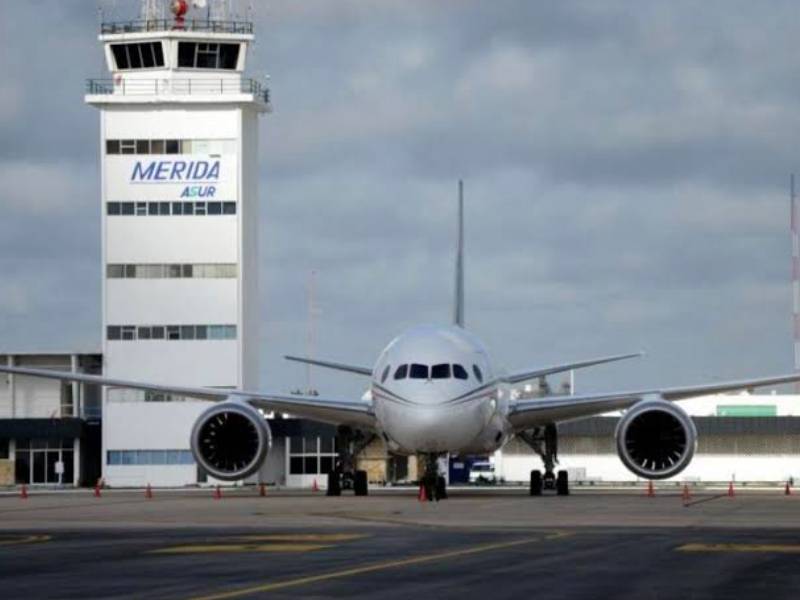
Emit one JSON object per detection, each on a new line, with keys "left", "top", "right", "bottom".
{"left": 140, "top": 0, "right": 164, "bottom": 22}
{"left": 791, "top": 174, "right": 800, "bottom": 393}
{"left": 306, "top": 270, "right": 319, "bottom": 396}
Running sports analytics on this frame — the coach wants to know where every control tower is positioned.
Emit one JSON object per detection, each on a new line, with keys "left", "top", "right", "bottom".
{"left": 86, "top": 0, "right": 268, "bottom": 399}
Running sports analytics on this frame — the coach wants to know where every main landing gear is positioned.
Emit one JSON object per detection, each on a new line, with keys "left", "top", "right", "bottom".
{"left": 520, "top": 424, "right": 569, "bottom": 496}
{"left": 419, "top": 453, "right": 448, "bottom": 502}
{"left": 326, "top": 426, "right": 373, "bottom": 497}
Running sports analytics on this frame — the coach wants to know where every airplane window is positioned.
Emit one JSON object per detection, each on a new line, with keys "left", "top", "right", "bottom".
{"left": 453, "top": 364, "right": 468, "bottom": 380}
{"left": 410, "top": 364, "right": 429, "bottom": 379}
{"left": 431, "top": 364, "right": 450, "bottom": 379}
{"left": 473, "top": 365, "right": 484, "bottom": 383}
{"left": 394, "top": 364, "right": 408, "bottom": 380}
{"left": 381, "top": 365, "right": 391, "bottom": 383}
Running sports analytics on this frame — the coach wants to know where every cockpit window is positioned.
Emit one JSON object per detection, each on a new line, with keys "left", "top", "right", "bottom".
{"left": 381, "top": 365, "right": 391, "bottom": 383}
{"left": 409, "top": 364, "right": 429, "bottom": 379}
{"left": 472, "top": 365, "right": 484, "bottom": 383}
{"left": 453, "top": 364, "right": 468, "bottom": 380}
{"left": 431, "top": 364, "right": 450, "bottom": 379}
{"left": 394, "top": 364, "right": 408, "bottom": 380}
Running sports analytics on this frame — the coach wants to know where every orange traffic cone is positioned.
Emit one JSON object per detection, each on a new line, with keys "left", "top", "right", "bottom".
{"left": 145, "top": 484, "right": 153, "bottom": 499}
{"left": 259, "top": 483, "right": 266, "bottom": 497}
{"left": 20, "top": 485, "right": 28, "bottom": 500}
{"left": 213, "top": 485, "right": 222, "bottom": 500}
{"left": 681, "top": 484, "right": 691, "bottom": 504}
{"left": 785, "top": 481, "right": 793, "bottom": 496}
{"left": 312, "top": 479, "right": 319, "bottom": 492}
{"left": 646, "top": 481, "right": 655, "bottom": 498}
{"left": 727, "top": 481, "right": 735, "bottom": 498}
{"left": 418, "top": 483, "right": 428, "bottom": 502}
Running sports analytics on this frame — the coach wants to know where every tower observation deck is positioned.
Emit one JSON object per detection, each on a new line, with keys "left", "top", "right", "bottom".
{"left": 86, "top": 11, "right": 270, "bottom": 108}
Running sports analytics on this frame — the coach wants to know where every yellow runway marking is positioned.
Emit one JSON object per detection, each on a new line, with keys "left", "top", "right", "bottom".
{"left": 188, "top": 534, "right": 562, "bottom": 600}
{"left": 152, "top": 533, "right": 369, "bottom": 555}
{"left": 0, "top": 534, "right": 51, "bottom": 546}
{"left": 151, "top": 543, "right": 333, "bottom": 555}
{"left": 235, "top": 534, "right": 368, "bottom": 543}
{"left": 678, "top": 543, "right": 800, "bottom": 554}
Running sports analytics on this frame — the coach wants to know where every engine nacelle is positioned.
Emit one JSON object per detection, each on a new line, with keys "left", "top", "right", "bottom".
{"left": 615, "top": 398, "right": 697, "bottom": 480}
{"left": 190, "top": 400, "right": 271, "bottom": 481}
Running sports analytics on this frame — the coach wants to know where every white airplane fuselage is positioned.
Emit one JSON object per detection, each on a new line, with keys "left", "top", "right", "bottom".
{"left": 371, "top": 324, "right": 512, "bottom": 455}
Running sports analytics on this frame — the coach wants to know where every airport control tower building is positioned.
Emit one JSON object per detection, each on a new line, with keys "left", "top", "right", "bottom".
{"left": 86, "top": 2, "right": 268, "bottom": 403}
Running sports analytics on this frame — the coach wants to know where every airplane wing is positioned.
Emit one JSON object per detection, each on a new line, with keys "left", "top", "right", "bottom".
{"left": 504, "top": 352, "right": 643, "bottom": 384}
{"left": 0, "top": 365, "right": 376, "bottom": 429}
{"left": 507, "top": 372, "right": 800, "bottom": 430}
{"left": 284, "top": 355, "right": 373, "bottom": 377}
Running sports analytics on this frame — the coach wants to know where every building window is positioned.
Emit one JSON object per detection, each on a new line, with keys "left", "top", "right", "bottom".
{"left": 107, "top": 201, "right": 236, "bottom": 216}
{"left": 107, "top": 450, "right": 194, "bottom": 465}
{"left": 177, "top": 42, "right": 240, "bottom": 70}
{"left": 107, "top": 324, "right": 237, "bottom": 342}
{"left": 107, "top": 263, "right": 237, "bottom": 279}
{"left": 104, "top": 138, "right": 233, "bottom": 155}
{"left": 288, "top": 437, "right": 337, "bottom": 475}
{"left": 111, "top": 42, "right": 166, "bottom": 71}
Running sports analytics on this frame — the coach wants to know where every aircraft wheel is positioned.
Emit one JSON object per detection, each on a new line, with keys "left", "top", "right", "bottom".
{"left": 556, "top": 470, "right": 569, "bottom": 496}
{"left": 326, "top": 470, "right": 341, "bottom": 496}
{"left": 354, "top": 470, "right": 369, "bottom": 496}
{"left": 530, "top": 470, "right": 542, "bottom": 496}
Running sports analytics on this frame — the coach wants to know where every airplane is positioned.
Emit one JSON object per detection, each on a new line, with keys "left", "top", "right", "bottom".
{"left": 2, "top": 180, "right": 800, "bottom": 500}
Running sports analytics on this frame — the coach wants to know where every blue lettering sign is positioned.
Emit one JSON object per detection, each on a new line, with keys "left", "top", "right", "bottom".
{"left": 130, "top": 160, "right": 221, "bottom": 182}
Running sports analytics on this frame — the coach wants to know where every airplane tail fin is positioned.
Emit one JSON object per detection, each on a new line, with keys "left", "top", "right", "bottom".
{"left": 453, "top": 180, "right": 465, "bottom": 328}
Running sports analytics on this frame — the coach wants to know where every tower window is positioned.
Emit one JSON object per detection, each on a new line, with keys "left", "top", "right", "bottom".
{"left": 177, "top": 42, "right": 241, "bottom": 70}
{"left": 111, "top": 42, "right": 166, "bottom": 71}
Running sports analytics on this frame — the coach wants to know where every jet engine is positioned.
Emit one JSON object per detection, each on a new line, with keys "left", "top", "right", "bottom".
{"left": 190, "top": 401, "right": 271, "bottom": 481}
{"left": 615, "top": 398, "right": 697, "bottom": 480}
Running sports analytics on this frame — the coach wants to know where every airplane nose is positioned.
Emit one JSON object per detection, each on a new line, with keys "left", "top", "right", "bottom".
{"left": 386, "top": 399, "right": 488, "bottom": 453}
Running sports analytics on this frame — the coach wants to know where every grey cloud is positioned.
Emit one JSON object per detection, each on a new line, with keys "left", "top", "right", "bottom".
{"left": 0, "top": 1, "right": 797, "bottom": 400}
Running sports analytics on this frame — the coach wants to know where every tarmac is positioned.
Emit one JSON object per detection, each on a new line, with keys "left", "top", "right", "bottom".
{"left": 1, "top": 486, "right": 799, "bottom": 599}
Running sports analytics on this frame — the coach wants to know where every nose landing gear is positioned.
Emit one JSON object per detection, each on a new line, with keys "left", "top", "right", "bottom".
{"left": 419, "top": 453, "right": 448, "bottom": 501}
{"left": 520, "top": 424, "right": 569, "bottom": 496}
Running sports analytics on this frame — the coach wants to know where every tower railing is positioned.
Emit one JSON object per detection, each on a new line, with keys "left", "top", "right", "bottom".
{"left": 100, "top": 19, "right": 253, "bottom": 34}
{"left": 86, "top": 77, "right": 269, "bottom": 102}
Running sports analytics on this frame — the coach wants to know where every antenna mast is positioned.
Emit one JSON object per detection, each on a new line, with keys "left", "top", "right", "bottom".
{"left": 140, "top": 0, "right": 164, "bottom": 21}
{"left": 306, "top": 270, "right": 317, "bottom": 395}
{"left": 792, "top": 174, "right": 800, "bottom": 392}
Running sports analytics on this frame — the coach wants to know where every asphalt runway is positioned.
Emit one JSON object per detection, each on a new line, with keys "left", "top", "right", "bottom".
{"left": 1, "top": 488, "right": 799, "bottom": 599}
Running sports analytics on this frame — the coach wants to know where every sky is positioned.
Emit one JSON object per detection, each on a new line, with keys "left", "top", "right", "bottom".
{"left": 0, "top": 1, "right": 798, "bottom": 399}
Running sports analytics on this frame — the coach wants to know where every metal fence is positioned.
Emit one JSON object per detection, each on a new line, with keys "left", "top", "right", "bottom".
{"left": 101, "top": 19, "right": 253, "bottom": 35}
{"left": 86, "top": 78, "right": 268, "bottom": 101}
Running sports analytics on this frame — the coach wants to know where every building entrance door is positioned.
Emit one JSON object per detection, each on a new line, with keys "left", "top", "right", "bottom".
{"left": 15, "top": 439, "right": 75, "bottom": 486}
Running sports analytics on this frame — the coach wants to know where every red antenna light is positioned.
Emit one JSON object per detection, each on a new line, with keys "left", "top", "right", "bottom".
{"left": 171, "top": 0, "right": 188, "bottom": 29}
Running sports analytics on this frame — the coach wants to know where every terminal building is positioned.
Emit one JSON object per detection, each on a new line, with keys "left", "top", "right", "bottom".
{"left": 0, "top": 353, "right": 102, "bottom": 487}
{"left": 1, "top": 1, "right": 799, "bottom": 489}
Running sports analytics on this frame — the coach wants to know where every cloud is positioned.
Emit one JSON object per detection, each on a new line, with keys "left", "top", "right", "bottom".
{"left": 0, "top": 1, "right": 797, "bottom": 399}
